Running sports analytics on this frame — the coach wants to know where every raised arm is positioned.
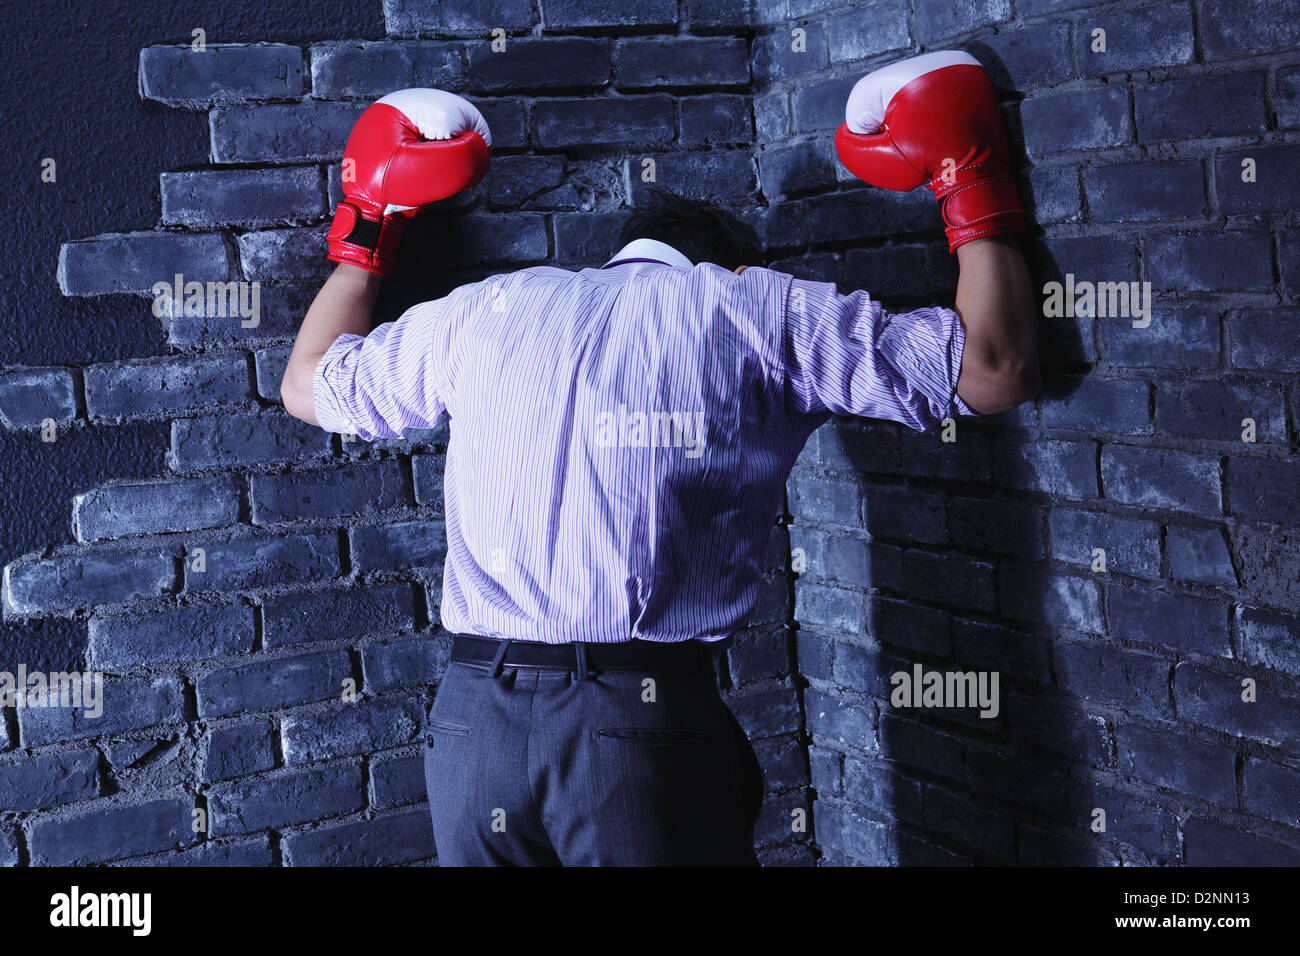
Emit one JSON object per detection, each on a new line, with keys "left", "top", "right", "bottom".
{"left": 834, "top": 50, "right": 1040, "bottom": 417}
{"left": 953, "top": 236, "right": 1040, "bottom": 414}
{"left": 281, "top": 263, "right": 380, "bottom": 424}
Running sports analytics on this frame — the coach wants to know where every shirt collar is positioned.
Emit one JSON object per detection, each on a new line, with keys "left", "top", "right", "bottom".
{"left": 600, "top": 237, "right": 693, "bottom": 270}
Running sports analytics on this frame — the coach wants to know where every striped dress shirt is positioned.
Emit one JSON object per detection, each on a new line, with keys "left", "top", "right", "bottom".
{"left": 312, "top": 239, "right": 974, "bottom": 643}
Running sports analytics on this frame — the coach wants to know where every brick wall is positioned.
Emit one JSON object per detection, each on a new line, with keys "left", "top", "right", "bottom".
{"left": 2, "top": 0, "right": 1298, "bottom": 866}
{"left": 764, "top": 0, "right": 1300, "bottom": 864}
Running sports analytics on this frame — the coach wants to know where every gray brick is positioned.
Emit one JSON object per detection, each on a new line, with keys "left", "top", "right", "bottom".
{"left": 162, "top": 167, "right": 325, "bottom": 227}
{"left": 1237, "top": 605, "right": 1300, "bottom": 677}
{"left": 753, "top": 22, "right": 827, "bottom": 83}
{"left": 237, "top": 226, "right": 330, "bottom": 282}
{"left": 1075, "top": 3, "right": 1194, "bottom": 74}
{"left": 1021, "top": 87, "right": 1129, "bottom": 157}
{"left": 1175, "top": 661, "right": 1300, "bottom": 750}
{"left": 999, "top": 566, "right": 1103, "bottom": 634}
{"left": 977, "top": 22, "right": 1074, "bottom": 92}
{"left": 1184, "top": 816, "right": 1300, "bottom": 865}
{"left": 1119, "top": 722, "right": 1236, "bottom": 806}
{"left": 0, "top": 368, "right": 77, "bottom": 428}
{"left": 805, "top": 688, "right": 876, "bottom": 751}
{"left": 74, "top": 477, "right": 241, "bottom": 542}
{"left": 1216, "top": 145, "right": 1300, "bottom": 215}
{"left": 0, "top": 749, "right": 98, "bottom": 811}
{"left": 371, "top": 752, "right": 427, "bottom": 808}
{"left": 827, "top": 0, "right": 911, "bottom": 62}
{"left": 995, "top": 438, "right": 1098, "bottom": 499}
{"left": 138, "top": 44, "right": 303, "bottom": 106}
{"left": 534, "top": 95, "right": 674, "bottom": 149}
{"left": 251, "top": 461, "right": 407, "bottom": 524}
{"left": 168, "top": 284, "right": 315, "bottom": 347}
{"left": 1068, "top": 780, "right": 1178, "bottom": 859}
{"left": 89, "top": 603, "right": 255, "bottom": 668}
{"left": 541, "top": 0, "right": 676, "bottom": 30}
{"left": 1007, "top": 693, "right": 1111, "bottom": 765}
{"left": 915, "top": 0, "right": 1010, "bottom": 43}
{"left": 1101, "top": 445, "right": 1221, "bottom": 514}
{"left": 1100, "top": 304, "right": 1219, "bottom": 369}
{"left": 210, "top": 103, "right": 364, "bottom": 163}
{"left": 1229, "top": 310, "right": 1299, "bottom": 373}
{"left": 350, "top": 519, "right": 448, "bottom": 571}
{"left": 1243, "top": 759, "right": 1300, "bottom": 828}
{"left": 1135, "top": 74, "right": 1267, "bottom": 141}
{"left": 254, "top": 346, "right": 292, "bottom": 401}
{"left": 3, "top": 549, "right": 176, "bottom": 617}
{"left": 1144, "top": 231, "right": 1273, "bottom": 293}
{"left": 1166, "top": 525, "right": 1236, "bottom": 587}
{"left": 1041, "top": 376, "right": 1150, "bottom": 434}
{"left": 197, "top": 649, "right": 353, "bottom": 718}
{"left": 628, "top": 150, "right": 757, "bottom": 203}
{"left": 311, "top": 41, "right": 463, "bottom": 98}
{"left": 1200, "top": 0, "right": 1300, "bottom": 59}
{"left": 19, "top": 677, "right": 185, "bottom": 747}
{"left": 466, "top": 36, "right": 608, "bottom": 92}
{"left": 184, "top": 533, "right": 340, "bottom": 592}
{"left": 284, "top": 807, "right": 434, "bottom": 864}
{"left": 1084, "top": 161, "right": 1205, "bottom": 223}
{"left": 29, "top": 797, "right": 196, "bottom": 865}
{"left": 1049, "top": 507, "right": 1160, "bottom": 578}
{"left": 384, "top": 0, "right": 537, "bottom": 35}
{"left": 84, "top": 354, "right": 250, "bottom": 420}
{"left": 58, "top": 232, "right": 231, "bottom": 296}
{"left": 759, "top": 140, "right": 836, "bottom": 200}
{"left": 1157, "top": 381, "right": 1285, "bottom": 444}
{"left": 878, "top": 717, "right": 961, "bottom": 785}
{"left": 1056, "top": 642, "right": 1172, "bottom": 718}
{"left": 170, "top": 411, "right": 332, "bottom": 469}
{"left": 363, "top": 636, "right": 447, "bottom": 690}
{"left": 411, "top": 453, "right": 444, "bottom": 506}
{"left": 264, "top": 583, "right": 417, "bottom": 648}
{"left": 615, "top": 37, "right": 747, "bottom": 88}
{"left": 282, "top": 697, "right": 421, "bottom": 763}
{"left": 679, "top": 94, "right": 751, "bottom": 145}
{"left": 209, "top": 764, "right": 364, "bottom": 834}
{"left": 1229, "top": 457, "right": 1300, "bottom": 524}
{"left": 204, "top": 722, "right": 278, "bottom": 781}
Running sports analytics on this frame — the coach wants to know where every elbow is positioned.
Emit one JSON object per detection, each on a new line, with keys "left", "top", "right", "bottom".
{"left": 959, "top": 354, "right": 1041, "bottom": 415}
{"left": 279, "top": 365, "right": 316, "bottom": 423}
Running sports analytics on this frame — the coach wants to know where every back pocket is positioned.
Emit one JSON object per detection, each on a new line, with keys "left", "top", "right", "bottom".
{"left": 428, "top": 720, "right": 470, "bottom": 737}
{"left": 597, "top": 727, "right": 717, "bottom": 743}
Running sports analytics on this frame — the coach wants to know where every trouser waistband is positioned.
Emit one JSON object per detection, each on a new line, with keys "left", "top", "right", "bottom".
{"left": 449, "top": 633, "right": 721, "bottom": 678}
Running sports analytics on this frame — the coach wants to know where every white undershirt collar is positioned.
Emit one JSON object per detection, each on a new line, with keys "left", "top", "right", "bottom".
{"left": 601, "top": 237, "right": 693, "bottom": 270}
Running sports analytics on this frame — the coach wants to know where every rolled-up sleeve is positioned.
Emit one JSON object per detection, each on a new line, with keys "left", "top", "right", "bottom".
{"left": 312, "top": 296, "right": 451, "bottom": 441}
{"left": 781, "top": 274, "right": 976, "bottom": 431}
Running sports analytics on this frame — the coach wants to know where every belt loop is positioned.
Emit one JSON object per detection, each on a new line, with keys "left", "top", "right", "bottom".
{"left": 489, "top": 639, "right": 512, "bottom": 678}
{"left": 574, "top": 642, "right": 589, "bottom": 680}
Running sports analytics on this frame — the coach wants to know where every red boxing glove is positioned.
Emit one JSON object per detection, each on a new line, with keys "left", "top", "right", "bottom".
{"left": 327, "top": 88, "right": 492, "bottom": 275}
{"left": 835, "top": 51, "right": 1026, "bottom": 253}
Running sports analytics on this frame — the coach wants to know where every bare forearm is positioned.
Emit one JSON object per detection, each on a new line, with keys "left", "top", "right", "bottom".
{"left": 954, "top": 236, "right": 1040, "bottom": 414}
{"left": 281, "top": 263, "right": 383, "bottom": 423}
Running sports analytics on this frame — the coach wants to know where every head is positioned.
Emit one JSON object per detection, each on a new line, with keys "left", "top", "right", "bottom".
{"left": 616, "top": 187, "right": 763, "bottom": 273}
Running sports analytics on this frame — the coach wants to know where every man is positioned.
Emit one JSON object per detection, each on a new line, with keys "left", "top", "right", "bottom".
{"left": 281, "top": 50, "right": 1039, "bottom": 866}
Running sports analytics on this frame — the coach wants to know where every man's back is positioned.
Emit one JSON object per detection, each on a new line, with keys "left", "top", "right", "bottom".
{"left": 428, "top": 259, "right": 807, "bottom": 643}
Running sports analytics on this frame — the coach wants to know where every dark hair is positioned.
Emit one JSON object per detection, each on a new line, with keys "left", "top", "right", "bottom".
{"left": 616, "top": 187, "right": 763, "bottom": 272}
